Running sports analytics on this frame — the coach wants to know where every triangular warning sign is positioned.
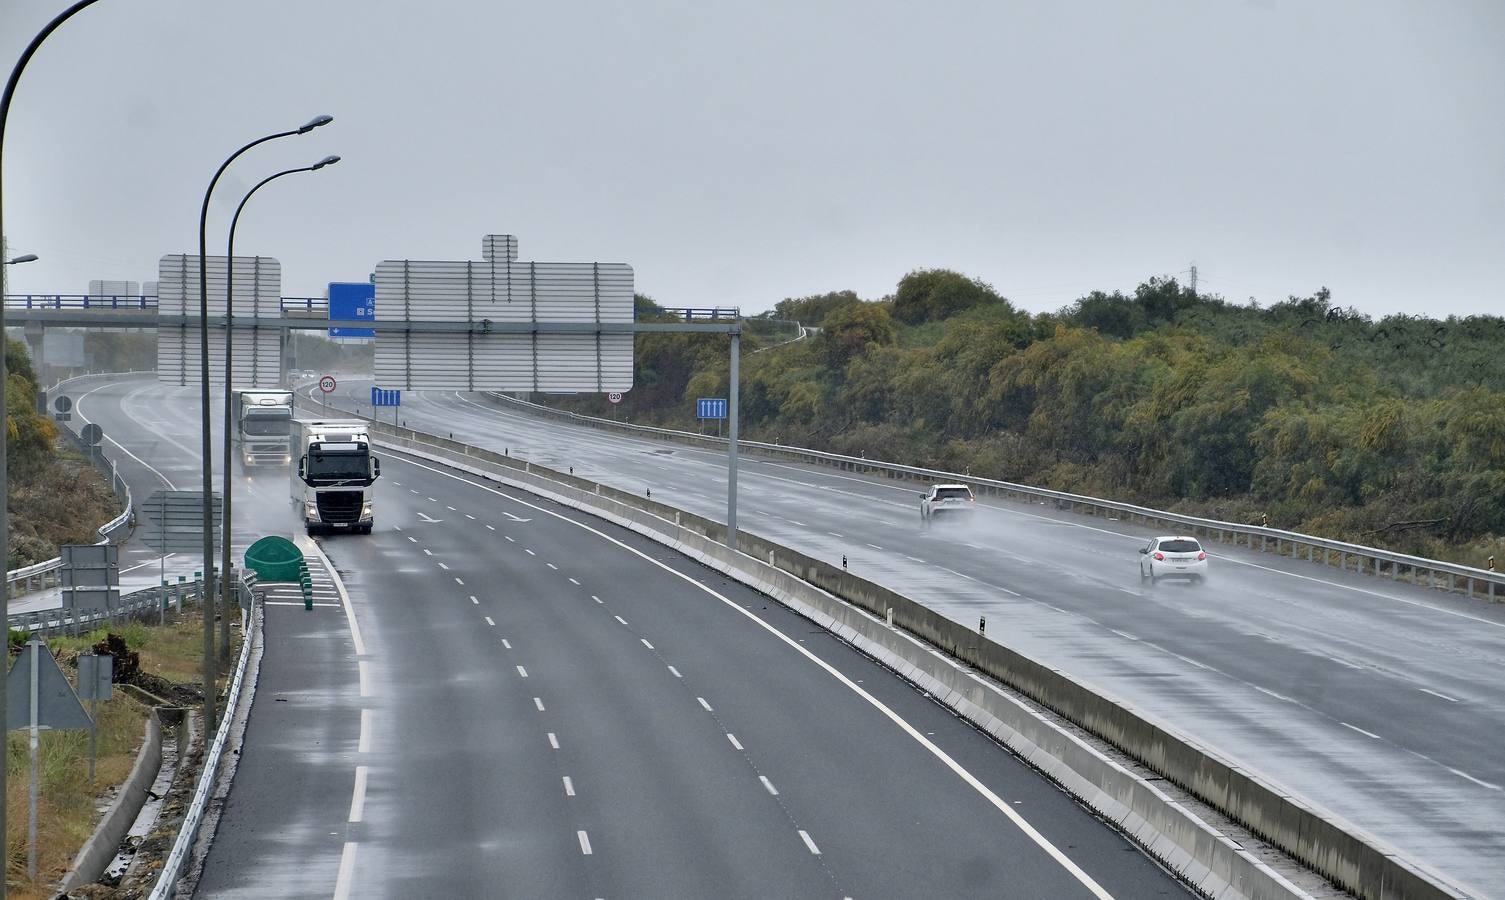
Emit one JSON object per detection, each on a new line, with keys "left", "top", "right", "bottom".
{"left": 6, "top": 642, "right": 92, "bottom": 731}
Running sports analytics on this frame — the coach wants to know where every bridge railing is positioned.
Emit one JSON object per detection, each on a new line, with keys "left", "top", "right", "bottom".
{"left": 3, "top": 294, "right": 333, "bottom": 315}
{"left": 485, "top": 392, "right": 1505, "bottom": 603}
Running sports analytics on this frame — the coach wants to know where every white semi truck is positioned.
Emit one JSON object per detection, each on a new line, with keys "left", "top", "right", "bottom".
{"left": 289, "top": 418, "right": 380, "bottom": 534}
{"left": 234, "top": 390, "right": 294, "bottom": 468}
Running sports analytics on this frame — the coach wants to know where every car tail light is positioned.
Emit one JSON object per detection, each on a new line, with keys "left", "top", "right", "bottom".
{"left": 1197, "top": 551, "right": 1206, "bottom": 561}
{"left": 1153, "top": 552, "right": 1165, "bottom": 561}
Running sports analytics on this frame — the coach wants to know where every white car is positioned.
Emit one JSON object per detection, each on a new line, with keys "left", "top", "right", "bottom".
{"left": 920, "top": 484, "right": 976, "bottom": 523}
{"left": 1139, "top": 536, "right": 1208, "bottom": 583}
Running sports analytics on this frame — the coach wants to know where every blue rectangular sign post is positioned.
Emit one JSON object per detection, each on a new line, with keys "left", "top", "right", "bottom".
{"left": 696, "top": 398, "right": 727, "bottom": 419}
{"left": 371, "top": 387, "right": 400, "bottom": 425}
{"left": 329, "top": 282, "right": 376, "bottom": 338}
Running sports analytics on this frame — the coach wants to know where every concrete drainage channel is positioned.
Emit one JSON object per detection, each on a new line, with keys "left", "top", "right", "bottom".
{"left": 343, "top": 409, "right": 1464, "bottom": 900}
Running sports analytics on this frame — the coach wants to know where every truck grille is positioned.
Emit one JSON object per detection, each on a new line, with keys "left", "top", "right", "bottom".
{"left": 317, "top": 490, "right": 363, "bottom": 524}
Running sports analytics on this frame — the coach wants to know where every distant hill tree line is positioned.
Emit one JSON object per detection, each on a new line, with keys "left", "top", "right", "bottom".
{"left": 541, "top": 277, "right": 1504, "bottom": 567}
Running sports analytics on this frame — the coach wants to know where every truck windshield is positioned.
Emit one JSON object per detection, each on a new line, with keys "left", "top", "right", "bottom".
{"left": 243, "top": 410, "right": 291, "bottom": 436}
{"left": 307, "top": 449, "right": 369, "bottom": 480}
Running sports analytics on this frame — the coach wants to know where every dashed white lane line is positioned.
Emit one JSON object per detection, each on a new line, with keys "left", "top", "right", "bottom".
{"left": 426, "top": 496, "right": 436, "bottom": 502}
{"left": 525, "top": 549, "right": 536, "bottom": 556}
{"left": 422, "top": 548, "right": 433, "bottom": 556}
{"left": 904, "top": 555, "right": 926, "bottom": 563}
{"left": 409, "top": 489, "right": 419, "bottom": 494}
{"left": 759, "top": 776, "right": 779, "bottom": 796}
{"left": 358, "top": 710, "right": 371, "bottom": 753}
{"left": 389, "top": 455, "right": 1118, "bottom": 899}
{"left": 534, "top": 697, "right": 546, "bottom": 711}
{"left": 641, "top": 639, "right": 655, "bottom": 650}
{"left": 1342, "top": 722, "right": 1383, "bottom": 740}
{"left": 516, "top": 665, "right": 529, "bottom": 678}
{"left": 865, "top": 543, "right": 883, "bottom": 551}
{"left": 358, "top": 662, "right": 370, "bottom": 697}
{"left": 1449, "top": 768, "right": 1502, "bottom": 790}
{"left": 548, "top": 732, "right": 560, "bottom": 750}
{"left": 1419, "top": 687, "right": 1461, "bottom": 703}
{"left": 392, "top": 524, "right": 403, "bottom": 531}
{"left": 1328, "top": 656, "right": 1364, "bottom": 670}
{"left": 486, "top": 524, "right": 495, "bottom": 531}
{"left": 697, "top": 697, "right": 713, "bottom": 712}
{"left": 501, "top": 639, "right": 512, "bottom": 649}
{"left": 348, "top": 766, "right": 369, "bottom": 822}
{"left": 798, "top": 830, "right": 821, "bottom": 855}
{"left": 614, "top": 615, "right": 628, "bottom": 626}
{"left": 592, "top": 595, "right": 603, "bottom": 604}
{"left": 577, "top": 830, "right": 593, "bottom": 855}
{"left": 454, "top": 577, "right": 465, "bottom": 585}
{"left": 1254, "top": 686, "right": 1298, "bottom": 704}
{"left": 484, "top": 617, "right": 495, "bottom": 627}
{"left": 407, "top": 536, "right": 418, "bottom": 543}
{"left": 470, "top": 595, "right": 479, "bottom": 604}
{"left": 788, "top": 520, "right": 808, "bottom": 527}
{"left": 827, "top": 531, "right": 844, "bottom": 538}
{"left": 437, "top": 562, "right": 449, "bottom": 570}
{"left": 568, "top": 577, "right": 580, "bottom": 585}
{"left": 466, "top": 513, "right": 476, "bottom": 520}
{"left": 562, "top": 776, "right": 575, "bottom": 796}
{"left": 547, "top": 563, "right": 558, "bottom": 570}
{"left": 726, "top": 733, "right": 743, "bottom": 751}
{"left": 333, "top": 842, "right": 358, "bottom": 900}
{"left": 505, "top": 536, "right": 516, "bottom": 543}
{"left": 667, "top": 666, "right": 682, "bottom": 678}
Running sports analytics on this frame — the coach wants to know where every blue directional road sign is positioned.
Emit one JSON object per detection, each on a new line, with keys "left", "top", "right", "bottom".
{"left": 329, "top": 282, "right": 376, "bottom": 338}
{"left": 697, "top": 398, "right": 728, "bottom": 420}
{"left": 371, "top": 387, "right": 401, "bottom": 407}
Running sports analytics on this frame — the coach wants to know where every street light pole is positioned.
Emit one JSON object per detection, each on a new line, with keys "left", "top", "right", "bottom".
{"left": 219, "top": 155, "right": 339, "bottom": 660}
{"left": 1, "top": 4, "right": 107, "bottom": 893}
{"left": 197, "top": 115, "right": 331, "bottom": 734}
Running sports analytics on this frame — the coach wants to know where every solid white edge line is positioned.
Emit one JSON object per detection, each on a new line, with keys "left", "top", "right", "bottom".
{"left": 1341, "top": 722, "right": 1383, "bottom": 740}
{"left": 348, "top": 766, "right": 369, "bottom": 822}
{"left": 333, "top": 842, "right": 358, "bottom": 900}
{"left": 1447, "top": 768, "right": 1502, "bottom": 790}
{"left": 1418, "top": 687, "right": 1461, "bottom": 703}
{"left": 301, "top": 537, "right": 366, "bottom": 657}
{"left": 385, "top": 453, "right": 1117, "bottom": 899}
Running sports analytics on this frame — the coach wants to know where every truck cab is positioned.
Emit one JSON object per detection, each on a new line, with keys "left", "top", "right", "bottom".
{"left": 235, "top": 390, "right": 294, "bottom": 468}
{"left": 290, "top": 419, "right": 379, "bottom": 534}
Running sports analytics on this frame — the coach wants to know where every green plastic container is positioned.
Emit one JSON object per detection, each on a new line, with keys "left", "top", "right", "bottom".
{"left": 244, "top": 536, "right": 306, "bottom": 583}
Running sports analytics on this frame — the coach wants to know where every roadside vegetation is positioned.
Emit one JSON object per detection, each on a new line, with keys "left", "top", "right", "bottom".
{"left": 6, "top": 618, "right": 211, "bottom": 898}
{"left": 542, "top": 280, "right": 1505, "bottom": 568}
{"left": 4, "top": 338, "right": 121, "bottom": 568}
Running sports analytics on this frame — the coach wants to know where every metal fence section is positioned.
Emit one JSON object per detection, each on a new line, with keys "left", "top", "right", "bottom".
{"left": 485, "top": 393, "right": 1505, "bottom": 603}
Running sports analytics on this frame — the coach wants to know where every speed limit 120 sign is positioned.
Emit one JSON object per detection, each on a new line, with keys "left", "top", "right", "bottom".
{"left": 607, "top": 391, "right": 623, "bottom": 404}
{"left": 319, "top": 375, "right": 337, "bottom": 394}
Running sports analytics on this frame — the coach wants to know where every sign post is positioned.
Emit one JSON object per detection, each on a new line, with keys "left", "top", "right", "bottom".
{"left": 7, "top": 639, "right": 91, "bottom": 879}
{"left": 320, "top": 374, "right": 337, "bottom": 413}
{"left": 697, "top": 392, "right": 739, "bottom": 549}
{"left": 371, "top": 386, "right": 401, "bottom": 426}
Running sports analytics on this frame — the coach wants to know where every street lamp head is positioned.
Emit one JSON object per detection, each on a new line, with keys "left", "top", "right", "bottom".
{"left": 5, "top": 254, "right": 39, "bottom": 265}
{"left": 312, "top": 155, "right": 341, "bottom": 170}
{"left": 297, "top": 114, "right": 334, "bottom": 134}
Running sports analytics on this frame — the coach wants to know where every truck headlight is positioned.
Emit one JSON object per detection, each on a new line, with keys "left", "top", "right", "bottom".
{"left": 360, "top": 503, "right": 373, "bottom": 517}
{"left": 305, "top": 501, "right": 318, "bottom": 517}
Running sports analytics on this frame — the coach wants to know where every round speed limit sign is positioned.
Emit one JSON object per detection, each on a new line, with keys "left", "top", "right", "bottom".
{"left": 319, "top": 375, "right": 337, "bottom": 394}
{"left": 607, "top": 392, "right": 623, "bottom": 404}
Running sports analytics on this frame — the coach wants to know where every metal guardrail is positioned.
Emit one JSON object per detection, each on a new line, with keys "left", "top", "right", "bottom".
{"left": 8, "top": 578, "right": 203, "bottom": 638}
{"left": 6, "top": 446, "right": 134, "bottom": 600}
{"left": 640, "top": 305, "right": 740, "bottom": 320}
{"left": 488, "top": 393, "right": 1505, "bottom": 603}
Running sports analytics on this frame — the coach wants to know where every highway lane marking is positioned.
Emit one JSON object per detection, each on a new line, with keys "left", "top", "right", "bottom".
{"left": 502, "top": 639, "right": 512, "bottom": 649}
{"left": 466, "top": 514, "right": 476, "bottom": 519}
{"left": 1342, "top": 722, "right": 1383, "bottom": 740}
{"left": 697, "top": 697, "right": 713, "bottom": 712}
{"left": 470, "top": 595, "right": 479, "bottom": 604}
{"left": 534, "top": 697, "right": 546, "bottom": 711}
{"left": 641, "top": 639, "right": 655, "bottom": 650}
{"left": 667, "top": 666, "right": 682, "bottom": 678}
{"left": 486, "top": 524, "right": 496, "bottom": 531}
{"left": 407, "top": 536, "right": 417, "bottom": 543}
{"left": 333, "top": 843, "right": 358, "bottom": 900}
{"left": 505, "top": 536, "right": 516, "bottom": 542}
{"left": 427, "top": 496, "right": 437, "bottom": 502}
{"left": 437, "top": 562, "right": 450, "bottom": 570}
{"left": 121, "top": 554, "right": 175, "bottom": 574}
{"left": 393, "top": 525, "right": 402, "bottom": 531}
{"left": 727, "top": 733, "right": 743, "bottom": 750}
{"left": 827, "top": 531, "right": 844, "bottom": 538}
{"left": 392, "top": 482, "right": 402, "bottom": 486}
{"left": 359, "top": 710, "right": 371, "bottom": 753}
{"left": 381, "top": 453, "right": 1119, "bottom": 897}
{"left": 789, "top": 520, "right": 808, "bottom": 527}
{"left": 904, "top": 555, "right": 925, "bottom": 563}
{"left": 865, "top": 543, "right": 883, "bottom": 550}
{"left": 348, "top": 766, "right": 369, "bottom": 822}
{"left": 569, "top": 577, "right": 581, "bottom": 585}
{"left": 358, "top": 662, "right": 370, "bottom": 697}
{"left": 615, "top": 615, "right": 628, "bottom": 626}
{"left": 525, "top": 549, "right": 536, "bottom": 556}
{"left": 303, "top": 539, "right": 367, "bottom": 658}
{"left": 422, "top": 549, "right": 433, "bottom": 556}
{"left": 454, "top": 577, "right": 465, "bottom": 585}
{"left": 547, "top": 563, "right": 559, "bottom": 570}
{"left": 1253, "top": 686, "right": 1297, "bottom": 704}
{"left": 760, "top": 776, "right": 780, "bottom": 796}
{"left": 485, "top": 617, "right": 495, "bottom": 627}
{"left": 798, "top": 830, "right": 821, "bottom": 855}
{"left": 577, "top": 830, "right": 593, "bottom": 855}
{"left": 516, "top": 665, "right": 529, "bottom": 678}
{"left": 1448, "top": 769, "right": 1502, "bottom": 790}
{"left": 74, "top": 382, "right": 178, "bottom": 489}
{"left": 447, "top": 506, "right": 457, "bottom": 511}
{"left": 548, "top": 732, "right": 559, "bottom": 749}
{"left": 563, "top": 776, "right": 576, "bottom": 796}
{"left": 1328, "top": 656, "right": 1364, "bottom": 670}
{"left": 410, "top": 489, "right": 419, "bottom": 494}
{"left": 1419, "top": 687, "right": 1461, "bottom": 703}
{"left": 592, "top": 595, "right": 603, "bottom": 603}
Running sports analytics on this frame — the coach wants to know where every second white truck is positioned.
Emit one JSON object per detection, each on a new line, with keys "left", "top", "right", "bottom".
{"left": 289, "top": 418, "right": 380, "bottom": 534}
{"left": 234, "top": 390, "right": 294, "bottom": 468}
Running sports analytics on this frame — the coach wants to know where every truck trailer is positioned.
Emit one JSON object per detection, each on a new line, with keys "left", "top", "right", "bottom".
{"left": 234, "top": 390, "right": 294, "bottom": 468}
{"left": 289, "top": 418, "right": 380, "bottom": 534}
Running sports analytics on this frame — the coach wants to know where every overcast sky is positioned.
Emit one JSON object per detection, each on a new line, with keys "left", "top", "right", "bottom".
{"left": 3, "top": 0, "right": 1502, "bottom": 319}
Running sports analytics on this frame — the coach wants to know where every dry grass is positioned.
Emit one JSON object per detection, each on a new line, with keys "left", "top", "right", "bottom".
{"left": 4, "top": 612, "right": 226, "bottom": 897}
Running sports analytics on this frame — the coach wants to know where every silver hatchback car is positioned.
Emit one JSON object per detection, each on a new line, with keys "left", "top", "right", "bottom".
{"left": 1139, "top": 536, "right": 1208, "bottom": 583}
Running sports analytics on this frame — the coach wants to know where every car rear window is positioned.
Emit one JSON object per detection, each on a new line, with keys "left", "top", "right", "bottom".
{"left": 1159, "top": 539, "right": 1202, "bottom": 553}
{"left": 935, "top": 487, "right": 973, "bottom": 500}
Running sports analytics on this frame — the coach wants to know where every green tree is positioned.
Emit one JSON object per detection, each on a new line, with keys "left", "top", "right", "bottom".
{"left": 892, "top": 269, "right": 1005, "bottom": 325}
